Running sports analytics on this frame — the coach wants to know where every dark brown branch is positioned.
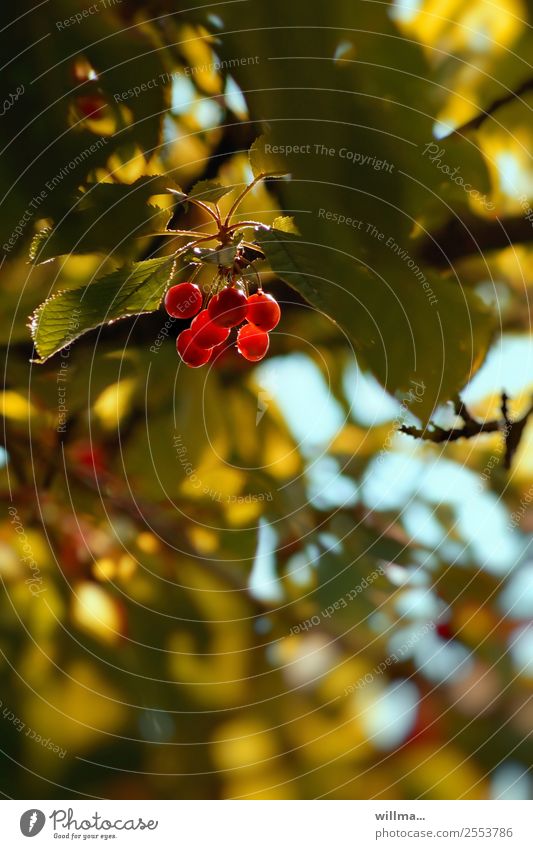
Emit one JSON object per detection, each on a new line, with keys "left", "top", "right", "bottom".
{"left": 452, "top": 77, "right": 533, "bottom": 135}
{"left": 401, "top": 393, "right": 533, "bottom": 470}
{"left": 418, "top": 214, "right": 533, "bottom": 268}
{"left": 452, "top": 394, "right": 476, "bottom": 425}
{"left": 400, "top": 417, "right": 500, "bottom": 444}
{"left": 504, "top": 395, "right": 533, "bottom": 469}
{"left": 412, "top": 79, "right": 533, "bottom": 267}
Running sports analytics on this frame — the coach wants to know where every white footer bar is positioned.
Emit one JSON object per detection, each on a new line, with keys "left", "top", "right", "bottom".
{"left": 1, "top": 800, "right": 530, "bottom": 848}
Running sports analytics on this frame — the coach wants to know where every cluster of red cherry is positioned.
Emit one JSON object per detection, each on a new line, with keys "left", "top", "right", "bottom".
{"left": 71, "top": 59, "right": 107, "bottom": 120}
{"left": 164, "top": 281, "right": 281, "bottom": 367}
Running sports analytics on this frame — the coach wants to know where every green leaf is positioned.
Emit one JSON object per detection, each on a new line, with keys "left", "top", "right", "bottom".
{"left": 77, "top": 176, "right": 180, "bottom": 207}
{"left": 204, "top": 0, "right": 496, "bottom": 413}
{"left": 192, "top": 245, "right": 239, "bottom": 265}
{"left": 30, "top": 178, "right": 177, "bottom": 263}
{"left": 211, "top": 4, "right": 491, "bottom": 231}
{"left": 256, "top": 228, "right": 494, "bottom": 420}
{"left": 31, "top": 256, "right": 175, "bottom": 362}
{"left": 31, "top": 206, "right": 171, "bottom": 264}
{"left": 0, "top": 9, "right": 169, "bottom": 254}
{"left": 271, "top": 215, "right": 299, "bottom": 235}
{"left": 249, "top": 135, "right": 290, "bottom": 179}
{"left": 188, "top": 179, "right": 234, "bottom": 203}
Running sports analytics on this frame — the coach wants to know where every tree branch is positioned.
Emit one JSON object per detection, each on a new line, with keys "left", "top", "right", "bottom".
{"left": 452, "top": 77, "right": 533, "bottom": 135}
{"left": 401, "top": 393, "right": 533, "bottom": 470}
{"left": 418, "top": 214, "right": 533, "bottom": 268}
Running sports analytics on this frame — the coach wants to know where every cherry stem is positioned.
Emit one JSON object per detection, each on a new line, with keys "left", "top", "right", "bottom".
{"left": 188, "top": 262, "right": 203, "bottom": 284}
{"left": 249, "top": 260, "right": 262, "bottom": 292}
{"left": 237, "top": 240, "right": 267, "bottom": 269}
{"left": 240, "top": 240, "right": 265, "bottom": 253}
{"left": 223, "top": 172, "right": 274, "bottom": 228}
{"left": 181, "top": 195, "right": 222, "bottom": 227}
{"left": 170, "top": 234, "right": 218, "bottom": 264}
{"left": 158, "top": 228, "right": 216, "bottom": 237}
{"left": 206, "top": 269, "right": 223, "bottom": 302}
{"left": 226, "top": 221, "right": 270, "bottom": 234}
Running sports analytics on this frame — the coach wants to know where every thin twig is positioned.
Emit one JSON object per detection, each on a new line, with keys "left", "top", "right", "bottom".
{"left": 170, "top": 192, "right": 221, "bottom": 227}
{"left": 226, "top": 221, "right": 270, "bottom": 234}
{"left": 223, "top": 171, "right": 286, "bottom": 227}
{"left": 401, "top": 392, "right": 533, "bottom": 471}
{"left": 452, "top": 77, "right": 533, "bottom": 135}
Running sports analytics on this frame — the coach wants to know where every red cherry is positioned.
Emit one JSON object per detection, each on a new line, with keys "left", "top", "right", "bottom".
{"left": 208, "top": 286, "right": 248, "bottom": 328}
{"left": 236, "top": 324, "right": 269, "bottom": 362}
{"left": 246, "top": 291, "right": 281, "bottom": 331}
{"left": 164, "top": 282, "right": 202, "bottom": 319}
{"left": 211, "top": 339, "right": 230, "bottom": 359}
{"left": 190, "top": 310, "right": 230, "bottom": 348}
{"left": 176, "top": 329, "right": 212, "bottom": 367}
{"left": 436, "top": 622, "right": 453, "bottom": 640}
{"left": 76, "top": 94, "right": 106, "bottom": 118}
{"left": 71, "top": 59, "right": 98, "bottom": 84}
{"left": 70, "top": 440, "right": 106, "bottom": 475}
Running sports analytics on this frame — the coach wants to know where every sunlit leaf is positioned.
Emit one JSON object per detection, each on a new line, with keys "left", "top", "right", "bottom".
{"left": 31, "top": 256, "right": 175, "bottom": 362}
{"left": 257, "top": 228, "right": 494, "bottom": 419}
{"left": 271, "top": 215, "right": 299, "bottom": 234}
{"left": 249, "top": 134, "right": 290, "bottom": 179}
{"left": 189, "top": 179, "right": 234, "bottom": 203}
